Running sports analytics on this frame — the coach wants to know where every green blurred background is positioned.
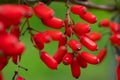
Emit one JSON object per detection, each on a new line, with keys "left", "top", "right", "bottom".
{"left": 2, "top": 0, "right": 118, "bottom": 80}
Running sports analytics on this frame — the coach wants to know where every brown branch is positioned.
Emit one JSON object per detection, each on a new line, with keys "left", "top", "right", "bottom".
{"left": 51, "top": 0, "right": 117, "bottom": 11}
{"left": 70, "top": 0, "right": 117, "bottom": 11}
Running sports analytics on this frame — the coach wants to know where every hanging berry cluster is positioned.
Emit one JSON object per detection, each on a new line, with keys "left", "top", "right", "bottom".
{"left": 32, "top": 2, "right": 107, "bottom": 79}
{"left": 0, "top": 1, "right": 107, "bottom": 80}
{"left": 99, "top": 19, "right": 120, "bottom": 80}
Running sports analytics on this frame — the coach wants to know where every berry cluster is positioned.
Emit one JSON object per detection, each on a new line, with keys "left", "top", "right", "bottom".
{"left": 99, "top": 19, "right": 120, "bottom": 80}
{"left": 0, "top": 4, "right": 33, "bottom": 80}
{"left": 0, "top": 1, "right": 107, "bottom": 80}
{"left": 32, "top": 3, "right": 107, "bottom": 78}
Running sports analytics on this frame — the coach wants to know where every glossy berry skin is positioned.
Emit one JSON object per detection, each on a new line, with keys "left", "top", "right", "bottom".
{"left": 80, "top": 36, "right": 98, "bottom": 51}
{"left": 70, "top": 57, "right": 80, "bottom": 79}
{"left": 42, "top": 17, "right": 64, "bottom": 29}
{"left": 71, "top": 5, "right": 87, "bottom": 15}
{"left": 76, "top": 54, "right": 87, "bottom": 68}
{"left": 73, "top": 23, "right": 91, "bottom": 35}
{"left": 80, "top": 52, "right": 99, "bottom": 64}
{"left": 0, "top": 72, "right": 3, "bottom": 80}
{"left": 86, "top": 32, "right": 102, "bottom": 41}
{"left": 79, "top": 12, "right": 97, "bottom": 24}
{"left": 68, "top": 39, "right": 82, "bottom": 51}
{"left": 97, "top": 48, "right": 107, "bottom": 63}
{"left": 0, "top": 57, "right": 8, "bottom": 71}
{"left": 99, "top": 19, "right": 111, "bottom": 27}
{"left": 12, "top": 56, "right": 19, "bottom": 65}
{"left": 58, "top": 35, "right": 67, "bottom": 47}
{"left": 44, "top": 30, "right": 63, "bottom": 41}
{"left": 0, "top": 22, "right": 6, "bottom": 34}
{"left": 0, "top": 5, "right": 24, "bottom": 27}
{"left": 0, "top": 34, "right": 25, "bottom": 56}
{"left": 40, "top": 51, "right": 58, "bottom": 70}
{"left": 116, "top": 65, "right": 120, "bottom": 80}
{"left": 34, "top": 2, "right": 54, "bottom": 19}
{"left": 33, "top": 34, "right": 44, "bottom": 50}
{"left": 62, "top": 52, "right": 73, "bottom": 65}
{"left": 110, "top": 22, "right": 120, "bottom": 33}
{"left": 21, "top": 5, "right": 33, "bottom": 18}
{"left": 110, "top": 34, "right": 120, "bottom": 45}
{"left": 53, "top": 46, "right": 67, "bottom": 64}
{"left": 16, "top": 76, "right": 25, "bottom": 80}
{"left": 34, "top": 32, "right": 51, "bottom": 44}
{"left": 10, "top": 26, "right": 20, "bottom": 39}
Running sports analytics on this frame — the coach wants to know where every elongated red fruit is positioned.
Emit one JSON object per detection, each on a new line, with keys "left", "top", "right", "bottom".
{"left": 73, "top": 23, "right": 91, "bottom": 35}
{"left": 16, "top": 76, "right": 25, "bottom": 80}
{"left": 76, "top": 54, "right": 87, "bottom": 68}
{"left": 10, "top": 26, "right": 20, "bottom": 39}
{"left": 70, "top": 57, "right": 80, "bottom": 79}
{"left": 86, "top": 32, "right": 102, "bottom": 41}
{"left": 80, "top": 36, "right": 98, "bottom": 51}
{"left": 33, "top": 2, "right": 54, "bottom": 19}
{"left": 80, "top": 52, "right": 99, "bottom": 64}
{"left": 110, "top": 34, "right": 120, "bottom": 44}
{"left": 110, "top": 22, "right": 120, "bottom": 33}
{"left": 0, "top": 72, "right": 4, "bottom": 80}
{"left": 97, "top": 48, "right": 107, "bottom": 63}
{"left": 42, "top": 17, "right": 64, "bottom": 29}
{"left": 34, "top": 32, "right": 51, "bottom": 43}
{"left": 116, "top": 65, "right": 120, "bottom": 80}
{"left": 12, "top": 56, "right": 19, "bottom": 65}
{"left": 40, "top": 51, "right": 58, "bottom": 70}
{"left": 58, "top": 35, "right": 67, "bottom": 47}
{"left": 44, "top": 30, "right": 63, "bottom": 41}
{"left": 79, "top": 12, "right": 97, "bottom": 24}
{"left": 53, "top": 46, "right": 67, "bottom": 64}
{"left": 68, "top": 39, "right": 82, "bottom": 51}
{"left": 0, "top": 4, "right": 25, "bottom": 27}
{"left": 99, "top": 19, "right": 111, "bottom": 27}
{"left": 62, "top": 52, "right": 73, "bottom": 65}
{"left": 71, "top": 5, "right": 87, "bottom": 15}
{"left": 0, "top": 57, "right": 8, "bottom": 71}
{"left": 21, "top": 5, "right": 33, "bottom": 18}
{"left": 33, "top": 34, "right": 44, "bottom": 50}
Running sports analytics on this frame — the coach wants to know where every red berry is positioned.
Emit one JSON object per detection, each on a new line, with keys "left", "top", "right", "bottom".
{"left": 34, "top": 2, "right": 54, "bottom": 19}
{"left": 116, "top": 65, "right": 120, "bottom": 80}
{"left": 73, "top": 23, "right": 91, "bottom": 35}
{"left": 68, "top": 39, "right": 82, "bottom": 51}
{"left": 53, "top": 46, "right": 67, "bottom": 64}
{"left": 0, "top": 5, "right": 24, "bottom": 27}
{"left": 0, "top": 72, "right": 4, "bottom": 80}
{"left": 97, "top": 48, "right": 107, "bottom": 63}
{"left": 80, "top": 36, "right": 98, "bottom": 51}
{"left": 71, "top": 5, "right": 87, "bottom": 15}
{"left": 76, "top": 54, "right": 87, "bottom": 68}
{"left": 44, "top": 30, "right": 63, "bottom": 41}
{"left": 21, "top": 5, "right": 33, "bottom": 18}
{"left": 80, "top": 52, "right": 99, "bottom": 64}
{"left": 110, "top": 22, "right": 120, "bottom": 33}
{"left": 79, "top": 12, "right": 97, "bottom": 24}
{"left": 41, "top": 17, "right": 64, "bottom": 29}
{"left": 10, "top": 26, "right": 20, "bottom": 39}
{"left": 86, "top": 32, "right": 102, "bottom": 41}
{"left": 70, "top": 57, "right": 80, "bottom": 79}
{"left": 117, "top": 56, "right": 120, "bottom": 65}
{"left": 0, "top": 57, "right": 8, "bottom": 71}
{"left": 99, "top": 19, "right": 111, "bottom": 27}
{"left": 40, "top": 51, "right": 58, "bottom": 70}
{"left": 110, "top": 34, "right": 120, "bottom": 45}
{"left": 34, "top": 32, "right": 52, "bottom": 44}
{"left": 62, "top": 52, "right": 73, "bottom": 65}
{"left": 12, "top": 56, "right": 19, "bottom": 65}
{"left": 58, "top": 35, "right": 67, "bottom": 47}
{"left": 16, "top": 76, "right": 25, "bottom": 80}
